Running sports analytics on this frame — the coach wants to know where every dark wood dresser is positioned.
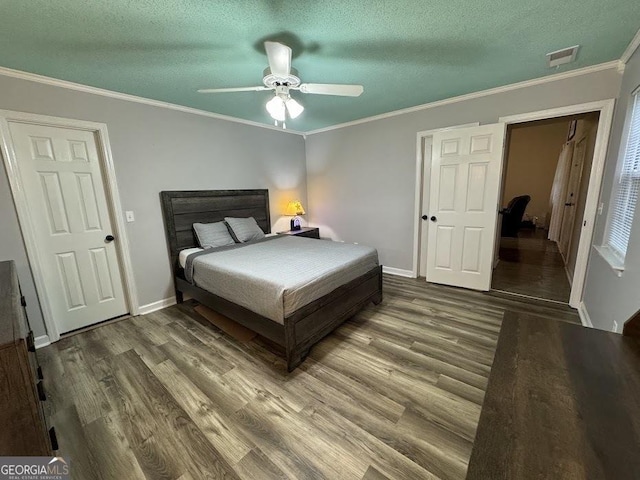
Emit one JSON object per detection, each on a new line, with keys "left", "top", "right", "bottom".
{"left": 0, "top": 260, "right": 57, "bottom": 455}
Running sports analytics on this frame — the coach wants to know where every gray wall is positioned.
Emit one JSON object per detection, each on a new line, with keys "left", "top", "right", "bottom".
{"left": 583, "top": 49, "right": 640, "bottom": 332}
{"left": 0, "top": 75, "right": 306, "bottom": 337}
{"left": 305, "top": 68, "right": 622, "bottom": 272}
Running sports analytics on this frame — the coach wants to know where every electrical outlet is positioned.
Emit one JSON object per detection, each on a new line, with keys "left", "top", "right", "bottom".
{"left": 613, "top": 320, "right": 618, "bottom": 332}
{"left": 125, "top": 211, "right": 135, "bottom": 222}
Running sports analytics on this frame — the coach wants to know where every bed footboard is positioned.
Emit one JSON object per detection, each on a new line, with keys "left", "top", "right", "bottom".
{"left": 174, "top": 265, "right": 383, "bottom": 372}
{"left": 284, "top": 265, "right": 383, "bottom": 371}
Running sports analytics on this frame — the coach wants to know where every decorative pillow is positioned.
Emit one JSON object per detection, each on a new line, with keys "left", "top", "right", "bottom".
{"left": 193, "top": 221, "right": 236, "bottom": 249}
{"left": 224, "top": 217, "right": 265, "bottom": 242}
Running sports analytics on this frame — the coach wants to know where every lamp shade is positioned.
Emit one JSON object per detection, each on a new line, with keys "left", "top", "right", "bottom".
{"left": 285, "top": 97, "right": 304, "bottom": 119}
{"left": 266, "top": 95, "right": 286, "bottom": 121}
{"left": 285, "top": 200, "right": 306, "bottom": 216}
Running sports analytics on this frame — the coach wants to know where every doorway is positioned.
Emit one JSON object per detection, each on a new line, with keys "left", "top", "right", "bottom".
{"left": 0, "top": 110, "right": 138, "bottom": 341}
{"left": 413, "top": 100, "right": 615, "bottom": 309}
{"left": 492, "top": 112, "right": 600, "bottom": 303}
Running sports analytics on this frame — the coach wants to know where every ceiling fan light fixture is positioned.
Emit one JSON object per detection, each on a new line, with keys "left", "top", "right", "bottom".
{"left": 285, "top": 97, "right": 304, "bottom": 119}
{"left": 266, "top": 95, "right": 286, "bottom": 121}
{"left": 199, "top": 41, "right": 364, "bottom": 126}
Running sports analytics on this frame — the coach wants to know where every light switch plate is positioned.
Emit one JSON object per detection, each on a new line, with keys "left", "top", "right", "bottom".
{"left": 125, "top": 211, "right": 135, "bottom": 222}
{"left": 598, "top": 202, "right": 604, "bottom": 215}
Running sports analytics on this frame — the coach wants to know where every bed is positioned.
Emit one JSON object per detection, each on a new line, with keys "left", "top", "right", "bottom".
{"left": 160, "top": 189, "right": 383, "bottom": 371}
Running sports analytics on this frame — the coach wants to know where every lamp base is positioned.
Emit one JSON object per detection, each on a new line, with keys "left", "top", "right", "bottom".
{"left": 290, "top": 217, "right": 301, "bottom": 231}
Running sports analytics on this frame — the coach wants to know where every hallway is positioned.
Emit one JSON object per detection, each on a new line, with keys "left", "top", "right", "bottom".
{"left": 492, "top": 230, "right": 571, "bottom": 303}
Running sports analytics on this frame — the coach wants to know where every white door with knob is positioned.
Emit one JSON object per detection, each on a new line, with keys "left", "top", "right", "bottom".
{"left": 8, "top": 122, "right": 128, "bottom": 333}
{"left": 426, "top": 123, "right": 506, "bottom": 290}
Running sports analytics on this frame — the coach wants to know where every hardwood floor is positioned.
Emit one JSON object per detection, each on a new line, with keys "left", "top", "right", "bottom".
{"left": 38, "top": 275, "right": 579, "bottom": 480}
{"left": 492, "top": 229, "right": 572, "bottom": 303}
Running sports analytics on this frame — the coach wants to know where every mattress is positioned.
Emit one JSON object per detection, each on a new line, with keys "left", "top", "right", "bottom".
{"left": 183, "top": 236, "right": 379, "bottom": 324}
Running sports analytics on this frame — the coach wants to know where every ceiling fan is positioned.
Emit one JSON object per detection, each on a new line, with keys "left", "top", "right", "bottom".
{"left": 198, "top": 41, "right": 364, "bottom": 125}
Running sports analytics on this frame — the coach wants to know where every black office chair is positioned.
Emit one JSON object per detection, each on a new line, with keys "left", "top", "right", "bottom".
{"left": 500, "top": 195, "right": 531, "bottom": 237}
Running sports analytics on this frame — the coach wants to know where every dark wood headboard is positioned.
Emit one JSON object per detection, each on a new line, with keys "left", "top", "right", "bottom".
{"left": 160, "top": 189, "right": 271, "bottom": 270}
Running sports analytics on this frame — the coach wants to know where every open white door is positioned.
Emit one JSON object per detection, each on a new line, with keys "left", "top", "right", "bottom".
{"left": 426, "top": 123, "right": 506, "bottom": 290}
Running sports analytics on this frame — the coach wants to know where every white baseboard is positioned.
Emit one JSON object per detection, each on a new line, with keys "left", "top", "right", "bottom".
{"left": 138, "top": 297, "right": 177, "bottom": 315}
{"left": 382, "top": 266, "right": 416, "bottom": 278}
{"left": 578, "top": 302, "right": 594, "bottom": 328}
{"left": 35, "top": 335, "right": 51, "bottom": 349}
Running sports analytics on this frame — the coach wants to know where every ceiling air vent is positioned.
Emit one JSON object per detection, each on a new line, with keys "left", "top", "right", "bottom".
{"left": 546, "top": 45, "right": 580, "bottom": 68}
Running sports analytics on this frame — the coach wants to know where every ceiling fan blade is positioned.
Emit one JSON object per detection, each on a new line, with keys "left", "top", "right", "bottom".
{"left": 264, "top": 41, "right": 291, "bottom": 77}
{"left": 197, "top": 86, "right": 270, "bottom": 93}
{"left": 298, "top": 83, "right": 364, "bottom": 97}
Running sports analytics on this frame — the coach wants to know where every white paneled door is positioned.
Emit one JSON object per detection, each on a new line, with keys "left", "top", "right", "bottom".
{"left": 9, "top": 122, "right": 128, "bottom": 333}
{"left": 426, "top": 123, "right": 506, "bottom": 290}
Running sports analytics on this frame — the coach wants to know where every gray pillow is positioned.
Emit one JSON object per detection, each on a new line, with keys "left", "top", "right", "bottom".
{"left": 193, "top": 221, "right": 236, "bottom": 249}
{"left": 224, "top": 217, "right": 265, "bottom": 242}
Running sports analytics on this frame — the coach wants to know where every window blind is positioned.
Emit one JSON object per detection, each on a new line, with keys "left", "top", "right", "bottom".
{"left": 607, "top": 89, "right": 640, "bottom": 259}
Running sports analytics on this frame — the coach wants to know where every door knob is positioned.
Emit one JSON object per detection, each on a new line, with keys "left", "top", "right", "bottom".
{"left": 430, "top": 216, "right": 437, "bottom": 222}
{"left": 105, "top": 235, "right": 115, "bottom": 242}
{"left": 421, "top": 215, "right": 429, "bottom": 220}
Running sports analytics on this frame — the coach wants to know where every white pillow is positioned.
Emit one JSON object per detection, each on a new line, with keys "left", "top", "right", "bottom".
{"left": 224, "top": 217, "right": 265, "bottom": 242}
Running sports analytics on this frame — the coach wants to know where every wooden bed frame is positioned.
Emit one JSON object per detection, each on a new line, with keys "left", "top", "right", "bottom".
{"left": 160, "top": 189, "right": 383, "bottom": 371}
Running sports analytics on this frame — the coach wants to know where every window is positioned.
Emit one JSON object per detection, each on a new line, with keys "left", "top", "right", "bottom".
{"left": 606, "top": 88, "right": 640, "bottom": 262}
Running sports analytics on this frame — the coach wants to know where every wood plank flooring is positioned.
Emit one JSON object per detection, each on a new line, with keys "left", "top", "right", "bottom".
{"left": 38, "top": 275, "right": 579, "bottom": 480}
{"left": 492, "top": 230, "right": 572, "bottom": 303}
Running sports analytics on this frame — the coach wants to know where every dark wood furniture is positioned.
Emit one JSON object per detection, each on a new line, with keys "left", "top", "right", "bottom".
{"left": 623, "top": 307, "right": 640, "bottom": 338}
{"left": 500, "top": 195, "right": 531, "bottom": 237}
{"left": 0, "top": 260, "right": 57, "bottom": 455}
{"left": 466, "top": 311, "right": 640, "bottom": 480}
{"left": 277, "top": 227, "right": 320, "bottom": 239}
{"left": 160, "top": 190, "right": 382, "bottom": 372}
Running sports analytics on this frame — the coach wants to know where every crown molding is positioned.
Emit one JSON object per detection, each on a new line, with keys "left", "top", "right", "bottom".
{"left": 0, "top": 66, "right": 305, "bottom": 136}
{"left": 620, "top": 27, "right": 640, "bottom": 65}
{"left": 304, "top": 61, "right": 621, "bottom": 135}
{"left": 0, "top": 57, "right": 626, "bottom": 136}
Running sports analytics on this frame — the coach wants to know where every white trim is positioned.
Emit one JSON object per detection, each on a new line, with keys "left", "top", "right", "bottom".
{"left": 34, "top": 335, "right": 51, "bottom": 350}
{"left": 620, "top": 27, "right": 640, "bottom": 65}
{"left": 578, "top": 302, "right": 594, "bottom": 328}
{"left": 382, "top": 266, "right": 415, "bottom": 278}
{"left": 0, "top": 66, "right": 304, "bottom": 137}
{"left": 594, "top": 245, "right": 625, "bottom": 277}
{"left": 0, "top": 109, "right": 140, "bottom": 342}
{"left": 305, "top": 61, "right": 620, "bottom": 135}
{"left": 138, "top": 297, "right": 177, "bottom": 315}
{"left": 0, "top": 60, "right": 623, "bottom": 136}
{"left": 96, "top": 124, "right": 140, "bottom": 316}
{"left": 412, "top": 123, "right": 480, "bottom": 277}
{"left": 499, "top": 99, "right": 616, "bottom": 309}
{"left": 498, "top": 100, "right": 615, "bottom": 124}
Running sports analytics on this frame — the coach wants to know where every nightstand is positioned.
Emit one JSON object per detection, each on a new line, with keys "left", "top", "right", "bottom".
{"left": 277, "top": 227, "right": 320, "bottom": 239}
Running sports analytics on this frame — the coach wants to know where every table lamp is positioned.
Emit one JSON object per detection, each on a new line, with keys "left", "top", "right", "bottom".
{"left": 285, "top": 200, "right": 305, "bottom": 231}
